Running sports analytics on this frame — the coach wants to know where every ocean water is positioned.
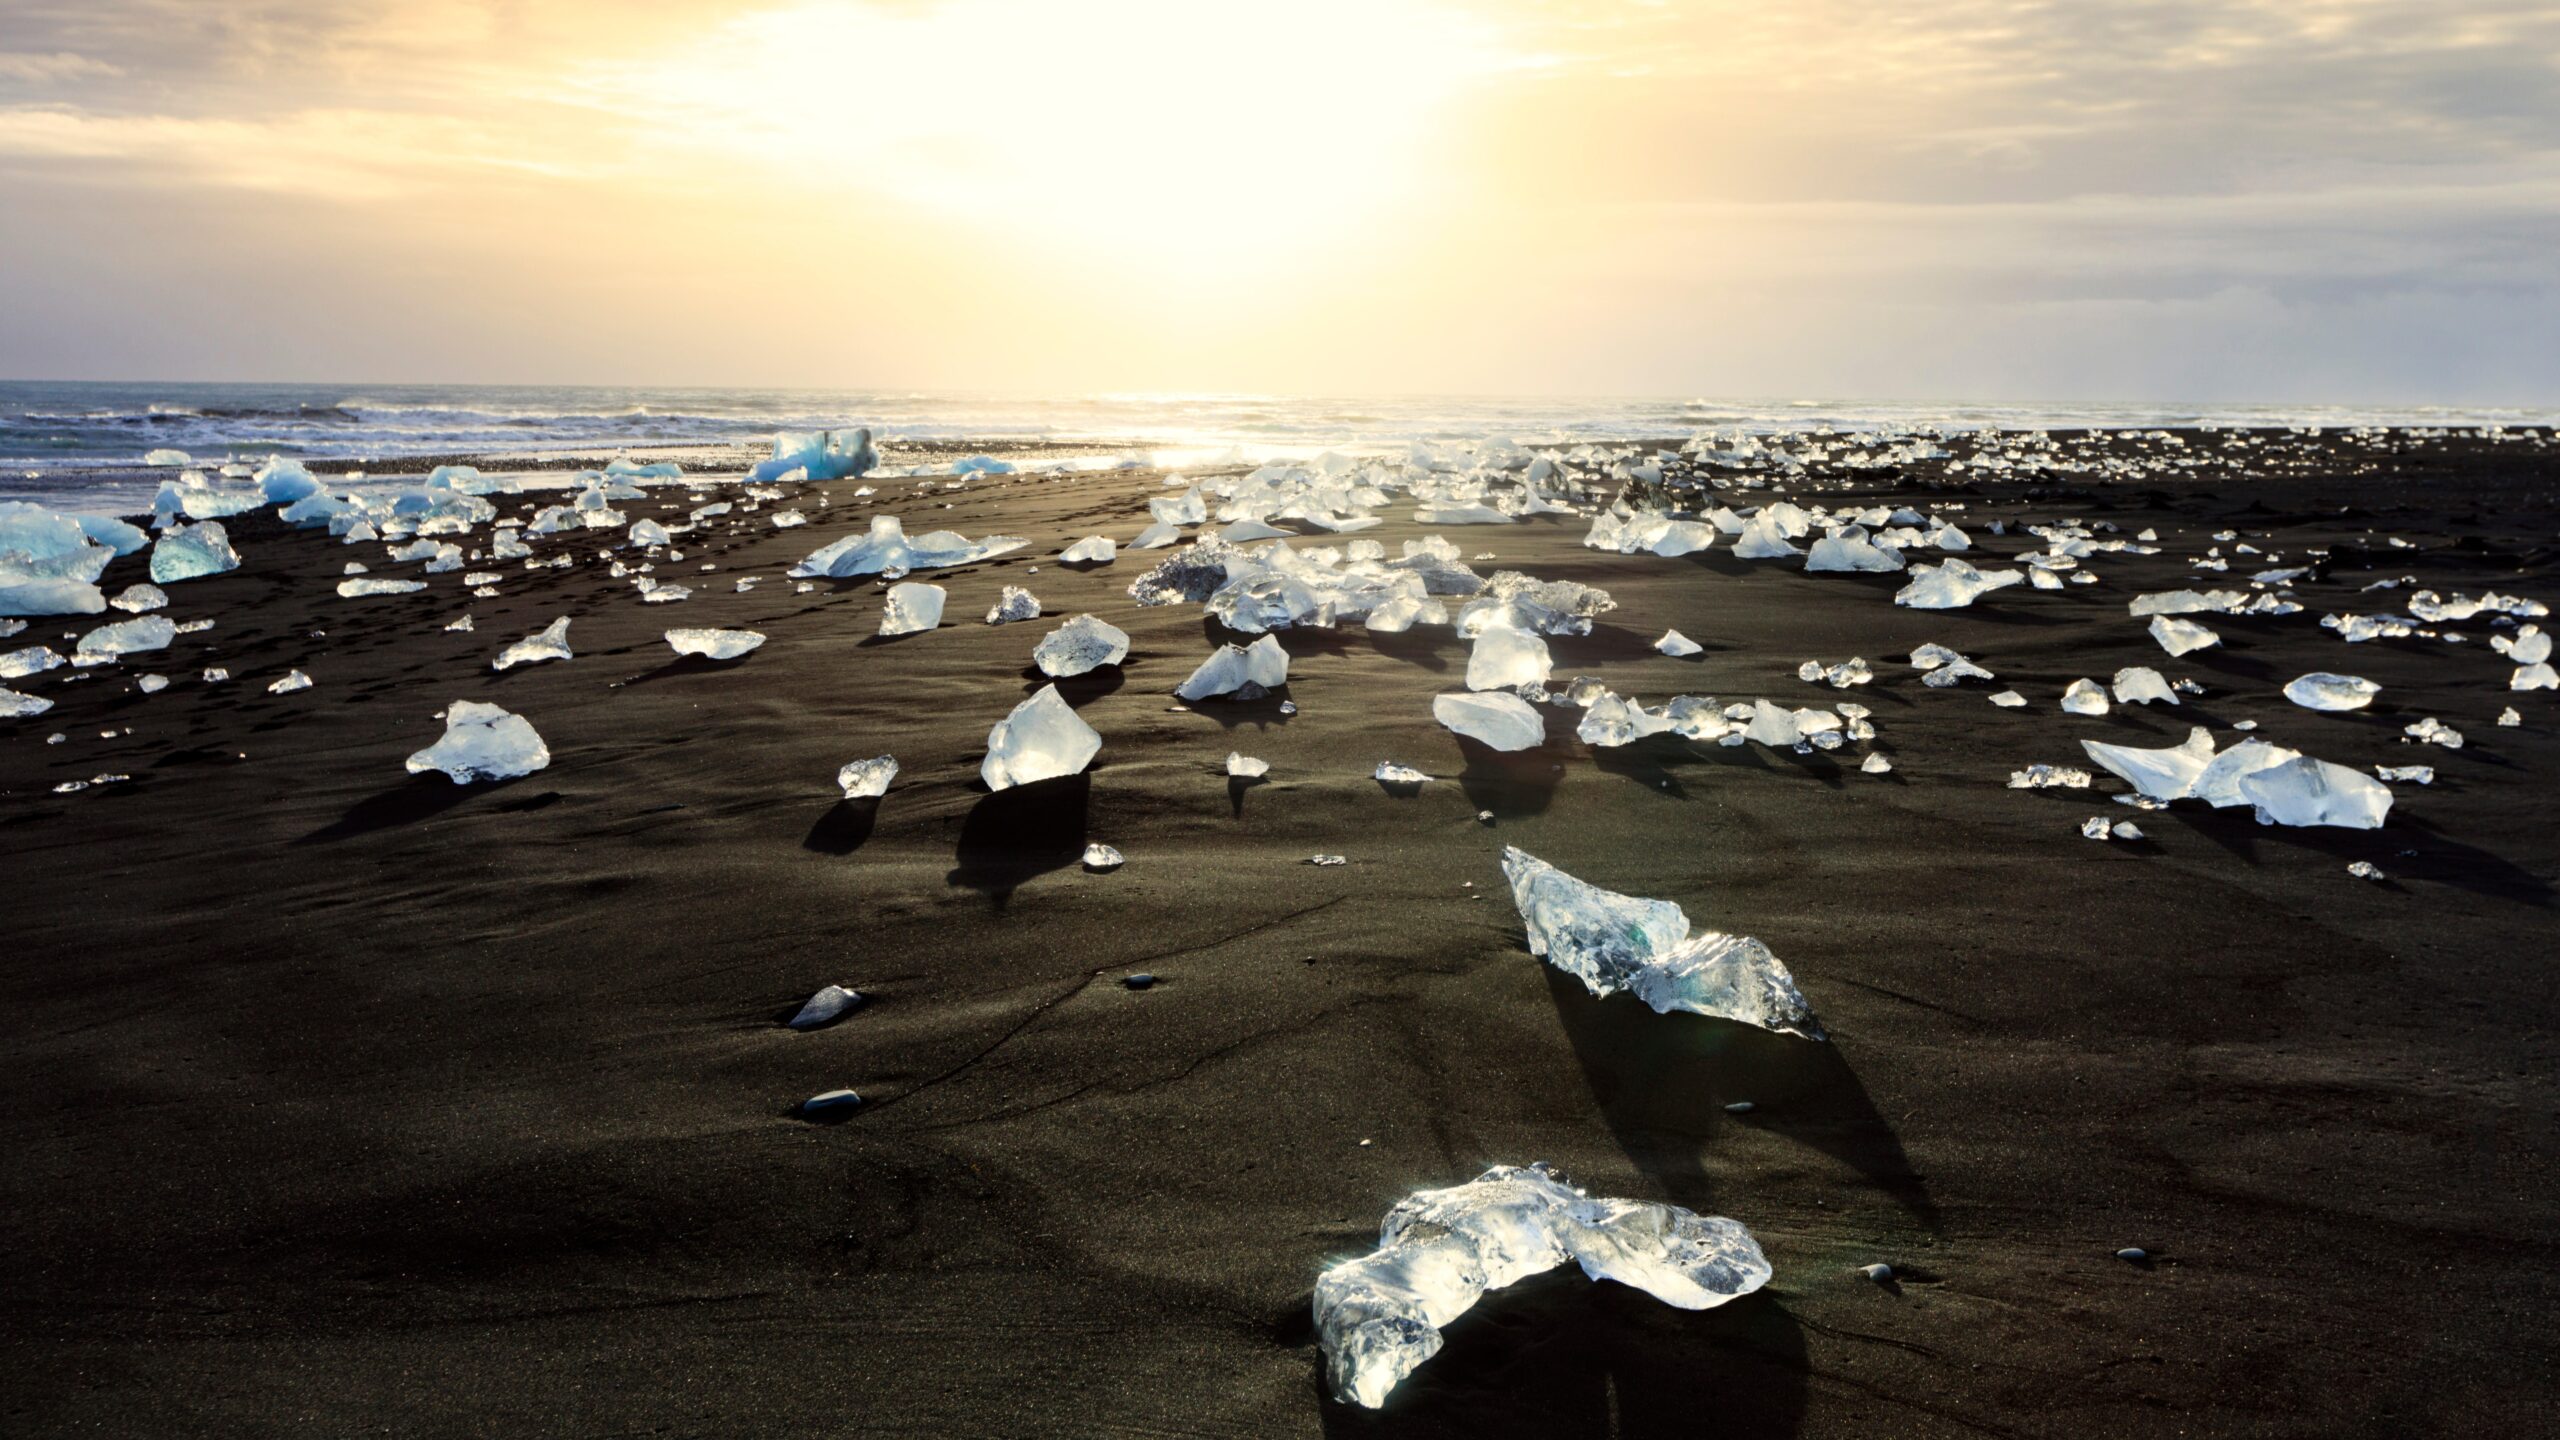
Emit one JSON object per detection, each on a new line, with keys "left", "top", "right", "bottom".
{"left": 2, "top": 380, "right": 2546, "bottom": 513}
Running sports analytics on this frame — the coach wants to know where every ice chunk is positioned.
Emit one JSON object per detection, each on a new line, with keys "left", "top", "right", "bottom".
{"left": 1578, "top": 693, "right": 1677, "bottom": 747}
{"left": 1465, "top": 625, "right": 1551, "bottom": 692}
{"left": 2061, "top": 679, "right": 2110, "bottom": 715}
{"left": 878, "top": 582, "right": 946, "bottom": 636}
{"left": 1895, "top": 558, "right": 2024, "bottom": 609}
{"left": 1314, "top": 1162, "right": 1770, "bottom": 1408}
{"left": 2512, "top": 663, "right": 2557, "bottom": 691}
{"left": 2081, "top": 727, "right": 2218, "bottom": 802}
{"left": 1860, "top": 752, "right": 1893, "bottom": 774}
{"left": 789, "top": 985, "right": 863, "bottom": 1029}
{"left": 1364, "top": 594, "right": 1448, "bottom": 633}
{"left": 1174, "top": 634, "right": 1287, "bottom": 700}
{"left": 0, "top": 686, "right": 52, "bottom": 719}
{"left": 149, "top": 520, "right": 241, "bottom": 583}
{"left": 2376, "top": 764, "right": 2433, "bottom": 784}
{"left": 2493, "top": 625, "right": 2551, "bottom": 666}
{"left": 2284, "top": 673, "right": 2379, "bottom": 711}
{"left": 1082, "top": 842, "right": 1125, "bottom": 870}
{"left": 981, "top": 685, "right": 1102, "bottom": 790}
{"left": 0, "top": 575, "right": 106, "bottom": 616}
{"left": 110, "top": 584, "right": 168, "bottom": 613}
{"left": 337, "top": 578, "right": 427, "bottom": 597}
{"left": 268, "top": 669, "right": 313, "bottom": 694}
{"left": 1655, "top": 629, "right": 1702, "bottom": 657}
{"left": 1500, "top": 847, "right": 1821, "bottom": 1037}
{"left": 2348, "top": 860, "right": 2385, "bottom": 881}
{"left": 788, "top": 515, "right": 1025, "bottom": 578}
{"left": 2238, "top": 756, "right": 2393, "bottom": 829}
{"left": 145, "top": 448, "right": 190, "bottom": 467}
{"left": 1059, "top": 535, "right": 1117, "bottom": 564}
{"left": 1130, "top": 521, "right": 1182, "bottom": 549}
{"left": 836, "top": 755, "right": 898, "bottom": 799}
{"left": 75, "top": 615, "right": 175, "bottom": 661}
{"left": 985, "top": 585, "right": 1042, "bottom": 624}
{"left": 2404, "top": 716, "right": 2464, "bottom": 749}
{"left": 2498, "top": 706, "right": 2522, "bottom": 727}
{"left": 665, "top": 628, "right": 765, "bottom": 660}
{"left": 1988, "top": 690, "right": 2027, "bottom": 708}
{"left": 1804, "top": 528, "right": 1905, "bottom": 573}
{"left": 2010, "top": 765, "right": 2093, "bottom": 789}
{"left": 1909, "top": 643, "right": 1993, "bottom": 687}
{"left": 1730, "top": 511, "right": 1801, "bottom": 559}
{"left": 492, "top": 617, "right": 573, "bottom": 671}
{"left": 1034, "top": 614, "right": 1131, "bottom": 678}
{"left": 2149, "top": 615, "right": 2220, "bottom": 656}
{"left": 1, "top": 644, "right": 63, "bottom": 679}
{"left": 1434, "top": 691, "right": 1546, "bottom": 751}
{"left": 750, "top": 427, "right": 877, "bottom": 483}
{"left": 1227, "top": 752, "right": 1270, "bottom": 778}
{"left": 406, "top": 700, "right": 549, "bottom": 782}
{"left": 1374, "top": 761, "right": 1432, "bottom": 786}
{"left": 2111, "top": 666, "right": 2179, "bottom": 705}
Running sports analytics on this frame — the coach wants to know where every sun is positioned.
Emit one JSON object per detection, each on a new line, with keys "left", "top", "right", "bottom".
{"left": 612, "top": 0, "right": 1508, "bottom": 285}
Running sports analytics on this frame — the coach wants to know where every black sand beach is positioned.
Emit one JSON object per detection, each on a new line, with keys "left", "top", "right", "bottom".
{"left": 3, "top": 430, "right": 2556, "bottom": 1437}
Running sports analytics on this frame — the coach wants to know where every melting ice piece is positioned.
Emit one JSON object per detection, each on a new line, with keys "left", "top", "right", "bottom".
{"left": 1579, "top": 693, "right": 1677, "bottom": 747}
{"left": 1374, "top": 761, "right": 1431, "bottom": 786}
{"left": 1434, "top": 690, "right": 1546, "bottom": 751}
{"left": 981, "top": 684, "right": 1102, "bottom": 790}
{"left": 1059, "top": 536, "right": 1117, "bottom": 565}
{"left": 1227, "top": 752, "right": 1270, "bottom": 778}
{"left": 2284, "top": 673, "right": 2378, "bottom": 711}
{"left": 1989, "top": 690, "right": 2027, "bottom": 708}
{"left": 0, "top": 686, "right": 52, "bottom": 719}
{"left": 2238, "top": 756, "right": 2393, "bottom": 829}
{"left": 1082, "top": 842, "right": 1124, "bottom": 869}
{"left": 1908, "top": 643, "right": 1993, "bottom": 686}
{"left": 1656, "top": 629, "right": 1702, "bottom": 657}
{"left": 111, "top": 583, "right": 168, "bottom": 613}
{"left": 2111, "top": 666, "right": 2178, "bottom": 705}
{"left": 1895, "top": 558, "right": 2024, "bottom": 609}
{"left": 1860, "top": 752, "right": 1893, "bottom": 774}
{"left": 2061, "top": 679, "right": 2110, "bottom": 715}
{"left": 493, "top": 616, "right": 573, "bottom": 671}
{"left": 837, "top": 755, "right": 898, "bottom": 799}
{"left": 1499, "top": 847, "right": 1822, "bottom": 1037}
{"left": 985, "top": 585, "right": 1042, "bottom": 624}
{"left": 2081, "top": 727, "right": 2217, "bottom": 802}
{"left": 2149, "top": 616, "right": 2220, "bottom": 656}
{"left": 1466, "top": 625, "right": 1552, "bottom": 693}
{"left": 2348, "top": 860, "right": 2385, "bottom": 880}
{"left": 2376, "top": 764, "right": 2433, "bottom": 784}
{"left": 878, "top": 582, "right": 946, "bottom": 636}
{"left": 2, "top": 644, "right": 63, "bottom": 679}
{"left": 2498, "top": 706, "right": 2522, "bottom": 727}
{"left": 149, "top": 521, "right": 241, "bottom": 583}
{"left": 405, "top": 700, "right": 548, "bottom": 782}
{"left": 1314, "top": 1163, "right": 1770, "bottom": 1409}
{"left": 338, "top": 578, "right": 427, "bottom": 597}
{"left": 1174, "top": 634, "right": 1287, "bottom": 700}
{"left": 2493, "top": 625, "right": 2551, "bottom": 665}
{"left": 665, "top": 628, "right": 765, "bottom": 660}
{"left": 788, "top": 515, "right": 1026, "bottom": 578}
{"left": 789, "top": 985, "right": 862, "bottom": 1029}
{"left": 1034, "top": 614, "right": 1131, "bottom": 678}
{"left": 75, "top": 615, "right": 176, "bottom": 661}
{"left": 2509, "top": 663, "right": 2556, "bottom": 691}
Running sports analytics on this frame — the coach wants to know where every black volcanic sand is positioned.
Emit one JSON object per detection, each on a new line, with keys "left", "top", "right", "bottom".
{"left": 3, "top": 432, "right": 2555, "bottom": 1438}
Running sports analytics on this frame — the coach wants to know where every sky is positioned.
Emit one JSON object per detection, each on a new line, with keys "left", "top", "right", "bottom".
{"left": 1, "top": 0, "right": 2555, "bottom": 405}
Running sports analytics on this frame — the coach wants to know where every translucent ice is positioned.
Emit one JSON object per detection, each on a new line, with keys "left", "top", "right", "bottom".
{"left": 2493, "top": 625, "right": 2551, "bottom": 665}
{"left": 2239, "top": 756, "right": 2393, "bottom": 829}
{"left": 1656, "top": 629, "right": 1702, "bottom": 657}
{"left": 789, "top": 516, "right": 1025, "bottom": 578}
{"left": 1174, "top": 634, "right": 1287, "bottom": 700}
{"left": 149, "top": 521, "right": 241, "bottom": 583}
{"left": 2148, "top": 616, "right": 2220, "bottom": 656}
{"left": 2061, "top": 679, "right": 2110, "bottom": 715}
{"left": 789, "top": 985, "right": 863, "bottom": 1029}
{"left": 665, "top": 628, "right": 765, "bottom": 660}
{"left": 406, "top": 701, "right": 549, "bottom": 782}
{"left": 1081, "top": 842, "right": 1125, "bottom": 870}
{"left": 75, "top": 615, "right": 175, "bottom": 661}
{"left": 110, "top": 584, "right": 168, "bottom": 613}
{"left": 1895, "top": 558, "right": 2024, "bottom": 609}
{"left": 1910, "top": 643, "right": 1993, "bottom": 687}
{"left": 837, "top": 755, "right": 898, "bottom": 799}
{"left": 1434, "top": 691, "right": 1546, "bottom": 751}
{"left": 751, "top": 427, "right": 877, "bottom": 484}
{"left": 981, "top": 685, "right": 1102, "bottom": 790}
{"left": 1227, "top": 752, "right": 1270, "bottom": 778}
{"left": 2111, "top": 666, "right": 2179, "bottom": 705}
{"left": 0, "top": 576, "right": 105, "bottom": 616}
{"left": 1500, "top": 847, "right": 1822, "bottom": 1038}
{"left": 985, "top": 586, "right": 1042, "bottom": 624}
{"left": 1034, "top": 615, "right": 1132, "bottom": 678}
{"left": 1466, "top": 625, "right": 1552, "bottom": 693}
{"left": 2081, "top": 727, "right": 2218, "bottom": 802}
{"left": 337, "top": 578, "right": 427, "bottom": 597}
{"left": 1313, "top": 1162, "right": 1771, "bottom": 1408}
{"left": 2283, "top": 673, "right": 2379, "bottom": 711}
{"left": 1804, "top": 528, "right": 1906, "bottom": 573}
{"left": 1059, "top": 535, "right": 1117, "bottom": 564}
{"left": 1374, "top": 761, "right": 1432, "bottom": 786}
{"left": 1, "top": 644, "right": 62, "bottom": 679}
{"left": 0, "top": 686, "right": 51, "bottom": 719}
{"left": 1578, "top": 693, "right": 1677, "bottom": 747}
{"left": 878, "top": 582, "right": 946, "bottom": 636}
{"left": 493, "top": 617, "right": 573, "bottom": 671}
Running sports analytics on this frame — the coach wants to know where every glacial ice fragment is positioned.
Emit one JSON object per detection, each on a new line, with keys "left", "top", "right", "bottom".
{"left": 2111, "top": 667, "right": 2178, "bottom": 705}
{"left": 1174, "top": 634, "right": 1287, "bottom": 700}
{"left": 1227, "top": 752, "right": 1270, "bottom": 778}
{"left": 1059, "top": 536, "right": 1117, "bottom": 565}
{"left": 665, "top": 628, "right": 765, "bottom": 660}
{"left": 2238, "top": 756, "right": 2393, "bottom": 829}
{"left": 1034, "top": 615, "right": 1131, "bottom": 678}
{"left": 1, "top": 645, "right": 63, "bottom": 679}
{"left": 492, "top": 617, "right": 573, "bottom": 671}
{"left": 981, "top": 685, "right": 1102, "bottom": 790}
{"left": 1466, "top": 625, "right": 1551, "bottom": 693}
{"left": 337, "top": 578, "right": 428, "bottom": 597}
{"left": 789, "top": 985, "right": 862, "bottom": 1029}
{"left": 1895, "top": 558, "right": 2024, "bottom": 609}
{"left": 1374, "top": 761, "right": 1431, "bottom": 786}
{"left": 0, "top": 686, "right": 52, "bottom": 719}
{"left": 111, "top": 584, "right": 168, "bottom": 613}
{"left": 2080, "top": 727, "right": 2218, "bottom": 803}
{"left": 985, "top": 586, "right": 1042, "bottom": 624}
{"left": 1081, "top": 843, "right": 1124, "bottom": 870}
{"left": 836, "top": 755, "right": 898, "bottom": 799}
{"left": 149, "top": 521, "right": 241, "bottom": 583}
{"left": 788, "top": 516, "right": 1025, "bottom": 578}
{"left": 269, "top": 670, "right": 313, "bottom": 694}
{"left": 1499, "top": 847, "right": 1822, "bottom": 1038}
{"left": 405, "top": 701, "right": 549, "bottom": 782}
{"left": 2061, "top": 679, "right": 2110, "bottom": 715}
{"left": 878, "top": 582, "right": 946, "bottom": 636}
{"left": 2148, "top": 616, "right": 2220, "bottom": 657}
{"left": 2283, "top": 673, "right": 2379, "bottom": 711}
{"left": 75, "top": 615, "right": 175, "bottom": 661}
{"left": 1313, "top": 1162, "right": 1771, "bottom": 1409}
{"left": 1656, "top": 629, "right": 1702, "bottom": 658}
{"left": 1433, "top": 691, "right": 1546, "bottom": 751}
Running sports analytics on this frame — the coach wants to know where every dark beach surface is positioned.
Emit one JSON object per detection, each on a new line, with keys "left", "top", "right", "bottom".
{"left": 2, "top": 429, "right": 2555, "bottom": 1437}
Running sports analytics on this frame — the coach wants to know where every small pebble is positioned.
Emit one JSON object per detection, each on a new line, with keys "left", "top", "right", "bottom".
{"left": 2115, "top": 1247, "right": 2148, "bottom": 1263}
{"left": 1123, "top": 973, "right": 1156, "bottom": 990}
{"left": 800, "top": 1088, "right": 862, "bottom": 1117}
{"left": 1858, "top": 1263, "right": 1894, "bottom": 1283}
{"left": 1723, "top": 1101, "right": 1756, "bottom": 1114}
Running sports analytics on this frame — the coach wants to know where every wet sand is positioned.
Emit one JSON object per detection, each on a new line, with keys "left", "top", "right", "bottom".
{"left": 2, "top": 431, "right": 2555, "bottom": 1437}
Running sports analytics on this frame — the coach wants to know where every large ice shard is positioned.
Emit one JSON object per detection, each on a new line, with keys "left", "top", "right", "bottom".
{"left": 0, "top": 576, "right": 104, "bottom": 616}
{"left": 2148, "top": 615, "right": 2220, "bottom": 656}
{"left": 981, "top": 684, "right": 1102, "bottom": 790}
{"left": 878, "top": 582, "right": 946, "bottom": 636}
{"left": 1804, "top": 527, "right": 1906, "bottom": 573}
{"left": 837, "top": 755, "right": 898, "bottom": 799}
{"left": 1894, "top": 558, "right": 2024, "bottom": 609}
{"left": 1059, "top": 535, "right": 1117, "bottom": 565}
{"left": 1499, "top": 847, "right": 1822, "bottom": 1038}
{"left": 750, "top": 427, "right": 877, "bottom": 483}
{"left": 405, "top": 701, "right": 550, "bottom": 782}
{"left": 491, "top": 617, "right": 573, "bottom": 671}
{"left": 1434, "top": 691, "right": 1546, "bottom": 751}
{"left": 2080, "top": 727, "right": 2218, "bottom": 802}
{"left": 1313, "top": 1162, "right": 1771, "bottom": 1409}
{"left": 2238, "top": 756, "right": 2393, "bottom": 829}
{"left": 74, "top": 615, "right": 176, "bottom": 661}
{"left": 1034, "top": 614, "right": 1130, "bottom": 677}
{"left": 149, "top": 520, "right": 241, "bottom": 583}
{"left": 985, "top": 585, "right": 1042, "bottom": 624}
{"left": 665, "top": 628, "right": 765, "bottom": 660}
{"left": 2283, "top": 673, "right": 2379, "bottom": 711}
{"left": 787, "top": 516, "right": 1026, "bottom": 578}
{"left": 1465, "top": 625, "right": 1551, "bottom": 692}
{"left": 1174, "top": 634, "right": 1288, "bottom": 700}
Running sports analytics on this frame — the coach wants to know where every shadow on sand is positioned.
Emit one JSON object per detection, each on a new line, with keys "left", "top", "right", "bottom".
{"left": 946, "top": 773, "right": 1091, "bottom": 908}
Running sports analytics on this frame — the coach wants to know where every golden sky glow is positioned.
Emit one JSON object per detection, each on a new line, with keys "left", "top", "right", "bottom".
{"left": 2, "top": 1, "right": 2557, "bottom": 401}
